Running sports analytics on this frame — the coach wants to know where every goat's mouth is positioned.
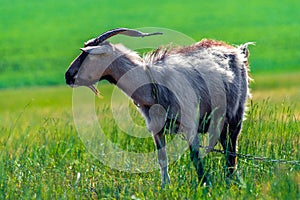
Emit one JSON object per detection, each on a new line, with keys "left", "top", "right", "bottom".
{"left": 87, "top": 84, "right": 102, "bottom": 98}
{"left": 66, "top": 77, "right": 102, "bottom": 98}
{"left": 69, "top": 83, "right": 102, "bottom": 98}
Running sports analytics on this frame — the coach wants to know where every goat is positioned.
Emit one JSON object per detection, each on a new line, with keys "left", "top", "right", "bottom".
{"left": 65, "top": 28, "right": 252, "bottom": 188}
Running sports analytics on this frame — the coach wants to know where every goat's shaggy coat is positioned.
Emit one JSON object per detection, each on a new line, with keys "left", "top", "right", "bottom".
{"left": 65, "top": 28, "right": 252, "bottom": 188}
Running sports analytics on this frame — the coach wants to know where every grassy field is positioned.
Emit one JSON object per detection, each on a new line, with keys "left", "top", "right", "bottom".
{"left": 0, "top": 0, "right": 299, "bottom": 199}
{"left": 0, "top": 80, "right": 299, "bottom": 199}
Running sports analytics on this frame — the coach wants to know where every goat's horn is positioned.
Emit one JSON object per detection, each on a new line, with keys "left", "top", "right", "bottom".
{"left": 84, "top": 28, "right": 163, "bottom": 47}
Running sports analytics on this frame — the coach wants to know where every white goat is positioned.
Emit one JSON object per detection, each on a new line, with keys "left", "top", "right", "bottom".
{"left": 65, "top": 28, "right": 252, "bottom": 188}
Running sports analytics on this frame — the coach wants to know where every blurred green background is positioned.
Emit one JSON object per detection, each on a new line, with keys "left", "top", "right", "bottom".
{"left": 0, "top": 0, "right": 299, "bottom": 89}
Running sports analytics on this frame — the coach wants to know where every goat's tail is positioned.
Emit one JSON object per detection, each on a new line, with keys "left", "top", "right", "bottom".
{"left": 238, "top": 42, "right": 255, "bottom": 68}
{"left": 239, "top": 42, "right": 255, "bottom": 58}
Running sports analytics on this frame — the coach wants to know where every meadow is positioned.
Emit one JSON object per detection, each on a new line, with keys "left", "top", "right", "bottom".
{"left": 0, "top": 83, "right": 299, "bottom": 199}
{"left": 0, "top": 0, "right": 299, "bottom": 199}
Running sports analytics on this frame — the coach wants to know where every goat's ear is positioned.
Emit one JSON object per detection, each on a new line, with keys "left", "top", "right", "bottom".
{"left": 80, "top": 46, "right": 111, "bottom": 55}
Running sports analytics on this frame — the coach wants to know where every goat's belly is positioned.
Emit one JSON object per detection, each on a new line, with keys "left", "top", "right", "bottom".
{"left": 163, "top": 119, "right": 180, "bottom": 134}
{"left": 198, "top": 117, "right": 210, "bottom": 134}
{"left": 163, "top": 117, "right": 210, "bottom": 135}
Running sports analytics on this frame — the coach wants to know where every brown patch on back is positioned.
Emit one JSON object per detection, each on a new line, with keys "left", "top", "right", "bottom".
{"left": 170, "top": 44, "right": 201, "bottom": 54}
{"left": 197, "top": 39, "right": 234, "bottom": 49}
{"left": 169, "top": 39, "right": 234, "bottom": 55}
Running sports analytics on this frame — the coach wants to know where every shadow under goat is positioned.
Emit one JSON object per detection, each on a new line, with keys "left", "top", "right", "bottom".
{"left": 65, "top": 28, "right": 253, "bottom": 188}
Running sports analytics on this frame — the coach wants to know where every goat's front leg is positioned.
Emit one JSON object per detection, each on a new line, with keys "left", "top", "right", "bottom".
{"left": 153, "top": 131, "right": 170, "bottom": 188}
{"left": 186, "top": 132, "right": 208, "bottom": 186}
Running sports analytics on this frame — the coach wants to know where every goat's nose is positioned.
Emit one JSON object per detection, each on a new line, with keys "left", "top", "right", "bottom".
{"left": 65, "top": 71, "right": 75, "bottom": 85}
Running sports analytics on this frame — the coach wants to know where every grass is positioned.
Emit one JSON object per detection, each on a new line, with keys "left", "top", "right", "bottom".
{"left": 0, "top": 80, "right": 299, "bottom": 199}
{"left": 0, "top": 0, "right": 300, "bottom": 88}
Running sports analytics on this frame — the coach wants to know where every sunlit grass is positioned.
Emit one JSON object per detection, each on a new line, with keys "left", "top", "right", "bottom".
{"left": 0, "top": 83, "right": 299, "bottom": 199}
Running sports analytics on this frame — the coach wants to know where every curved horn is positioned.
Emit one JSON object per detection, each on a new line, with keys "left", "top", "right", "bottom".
{"left": 84, "top": 28, "right": 163, "bottom": 47}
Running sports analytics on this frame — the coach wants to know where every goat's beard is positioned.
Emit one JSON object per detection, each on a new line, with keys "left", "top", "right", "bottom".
{"left": 87, "top": 85, "right": 102, "bottom": 98}
{"left": 72, "top": 77, "right": 102, "bottom": 98}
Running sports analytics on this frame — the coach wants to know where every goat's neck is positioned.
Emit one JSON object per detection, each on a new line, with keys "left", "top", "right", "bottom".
{"left": 104, "top": 53, "right": 155, "bottom": 106}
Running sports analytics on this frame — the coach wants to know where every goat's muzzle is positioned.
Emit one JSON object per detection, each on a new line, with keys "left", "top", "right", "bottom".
{"left": 65, "top": 66, "right": 102, "bottom": 97}
{"left": 65, "top": 71, "right": 77, "bottom": 86}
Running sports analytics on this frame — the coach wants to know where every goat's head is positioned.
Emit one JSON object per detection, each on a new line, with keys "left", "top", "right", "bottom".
{"left": 65, "top": 28, "right": 162, "bottom": 94}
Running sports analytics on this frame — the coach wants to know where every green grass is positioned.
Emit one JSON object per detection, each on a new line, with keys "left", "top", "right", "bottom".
{"left": 0, "top": 83, "right": 299, "bottom": 199}
{"left": 0, "top": 0, "right": 300, "bottom": 88}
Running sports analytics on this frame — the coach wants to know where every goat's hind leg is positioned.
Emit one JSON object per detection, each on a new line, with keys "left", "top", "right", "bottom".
{"left": 220, "top": 123, "right": 239, "bottom": 176}
{"left": 153, "top": 131, "right": 170, "bottom": 188}
{"left": 220, "top": 119, "right": 245, "bottom": 187}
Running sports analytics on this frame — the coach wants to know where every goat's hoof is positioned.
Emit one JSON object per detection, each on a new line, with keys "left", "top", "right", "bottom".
{"left": 202, "top": 181, "right": 213, "bottom": 196}
{"left": 160, "top": 182, "right": 170, "bottom": 189}
{"left": 160, "top": 178, "right": 171, "bottom": 189}
{"left": 225, "top": 171, "right": 246, "bottom": 189}
{"left": 199, "top": 176, "right": 212, "bottom": 189}
{"left": 202, "top": 180, "right": 212, "bottom": 189}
